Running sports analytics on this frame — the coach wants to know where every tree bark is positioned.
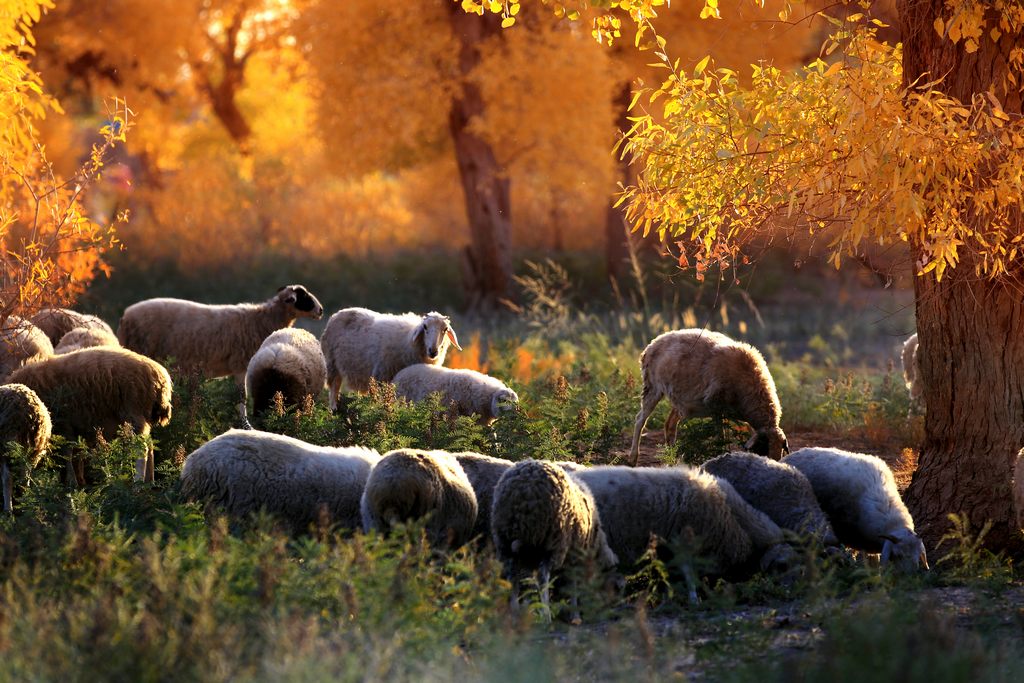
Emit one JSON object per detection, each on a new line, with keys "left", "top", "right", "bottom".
{"left": 606, "top": 80, "right": 635, "bottom": 284}
{"left": 899, "top": 0, "right": 1024, "bottom": 555}
{"left": 446, "top": 7, "right": 513, "bottom": 312}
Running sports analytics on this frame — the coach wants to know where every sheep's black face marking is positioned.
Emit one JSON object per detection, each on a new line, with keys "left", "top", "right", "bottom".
{"left": 280, "top": 285, "right": 323, "bottom": 319}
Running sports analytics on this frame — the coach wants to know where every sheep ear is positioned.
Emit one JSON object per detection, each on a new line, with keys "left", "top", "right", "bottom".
{"left": 446, "top": 327, "right": 462, "bottom": 351}
{"left": 881, "top": 539, "right": 894, "bottom": 565}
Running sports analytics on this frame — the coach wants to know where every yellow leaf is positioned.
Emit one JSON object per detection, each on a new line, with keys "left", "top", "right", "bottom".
{"left": 501, "top": 16, "right": 515, "bottom": 28}
{"left": 509, "top": 3, "right": 520, "bottom": 16}
{"left": 694, "top": 54, "right": 711, "bottom": 76}
{"left": 823, "top": 61, "right": 842, "bottom": 78}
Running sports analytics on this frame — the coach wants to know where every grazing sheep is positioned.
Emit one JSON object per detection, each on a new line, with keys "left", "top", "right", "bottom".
{"left": 180, "top": 429, "right": 380, "bottom": 535}
{"left": 321, "top": 308, "right": 461, "bottom": 410}
{"left": 29, "top": 308, "right": 114, "bottom": 347}
{"left": 1014, "top": 449, "right": 1024, "bottom": 532}
{"left": 451, "top": 451, "right": 515, "bottom": 542}
{"left": 0, "top": 317, "right": 53, "bottom": 382}
{"left": 360, "top": 448, "right": 477, "bottom": 548}
{"left": 629, "top": 329, "right": 788, "bottom": 465}
{"left": 0, "top": 383, "right": 51, "bottom": 513}
{"left": 702, "top": 451, "right": 839, "bottom": 546}
{"left": 7, "top": 347, "right": 173, "bottom": 485}
{"left": 783, "top": 447, "right": 928, "bottom": 571}
{"left": 245, "top": 328, "right": 327, "bottom": 418}
{"left": 491, "top": 459, "right": 618, "bottom": 620}
{"left": 392, "top": 364, "right": 518, "bottom": 424}
{"left": 117, "top": 285, "right": 324, "bottom": 382}
{"left": 54, "top": 327, "right": 121, "bottom": 354}
{"left": 901, "top": 333, "right": 923, "bottom": 410}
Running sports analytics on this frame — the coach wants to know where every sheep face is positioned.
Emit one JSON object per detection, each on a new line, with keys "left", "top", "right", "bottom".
{"left": 881, "top": 529, "right": 929, "bottom": 572}
{"left": 276, "top": 285, "right": 324, "bottom": 320}
{"left": 415, "top": 313, "right": 461, "bottom": 361}
{"left": 745, "top": 427, "right": 789, "bottom": 461}
{"left": 490, "top": 389, "right": 519, "bottom": 419}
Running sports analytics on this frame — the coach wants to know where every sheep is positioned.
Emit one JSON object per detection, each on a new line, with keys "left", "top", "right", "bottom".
{"left": 701, "top": 451, "right": 839, "bottom": 546}
{"left": 0, "top": 383, "right": 51, "bottom": 513}
{"left": 321, "top": 308, "right": 461, "bottom": 410}
{"left": 180, "top": 429, "right": 380, "bottom": 535}
{"left": 629, "top": 329, "right": 788, "bottom": 465}
{"left": 783, "top": 447, "right": 928, "bottom": 571}
{"left": 360, "top": 448, "right": 477, "bottom": 548}
{"left": 392, "top": 364, "right": 518, "bottom": 424}
{"left": 451, "top": 451, "right": 515, "bottom": 542}
{"left": 570, "top": 464, "right": 791, "bottom": 600}
{"left": 7, "top": 347, "right": 172, "bottom": 485}
{"left": 245, "top": 328, "right": 327, "bottom": 419}
{"left": 1014, "top": 449, "right": 1024, "bottom": 532}
{"left": 29, "top": 308, "right": 114, "bottom": 347}
{"left": 54, "top": 327, "right": 121, "bottom": 354}
{"left": 901, "top": 333, "right": 923, "bottom": 411}
{"left": 117, "top": 285, "right": 324, "bottom": 383}
{"left": 0, "top": 317, "right": 53, "bottom": 382}
{"left": 490, "top": 459, "right": 618, "bottom": 621}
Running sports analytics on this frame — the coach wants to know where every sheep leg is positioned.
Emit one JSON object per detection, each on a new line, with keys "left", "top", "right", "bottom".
{"left": 681, "top": 561, "right": 700, "bottom": 606}
{"left": 663, "top": 407, "right": 680, "bottom": 445}
{"left": 1, "top": 458, "right": 12, "bottom": 514}
{"left": 328, "top": 375, "right": 343, "bottom": 412}
{"left": 629, "top": 387, "right": 663, "bottom": 466}
{"left": 134, "top": 455, "right": 147, "bottom": 482}
{"left": 538, "top": 562, "right": 553, "bottom": 624}
{"left": 233, "top": 374, "right": 250, "bottom": 427}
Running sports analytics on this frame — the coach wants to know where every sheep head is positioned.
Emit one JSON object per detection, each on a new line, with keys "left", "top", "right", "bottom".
{"left": 414, "top": 312, "right": 460, "bottom": 363}
{"left": 490, "top": 388, "right": 519, "bottom": 419}
{"left": 745, "top": 426, "right": 789, "bottom": 461}
{"left": 880, "top": 529, "right": 929, "bottom": 572}
{"left": 275, "top": 285, "right": 324, "bottom": 320}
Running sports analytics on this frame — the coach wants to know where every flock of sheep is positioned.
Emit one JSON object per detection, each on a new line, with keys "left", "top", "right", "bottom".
{"left": 0, "top": 284, "right": 1012, "bottom": 621}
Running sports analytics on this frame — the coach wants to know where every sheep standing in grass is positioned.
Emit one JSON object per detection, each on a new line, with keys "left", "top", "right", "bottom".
{"left": 54, "top": 327, "right": 120, "bottom": 354}
{"left": 491, "top": 459, "right": 618, "bottom": 620}
{"left": 180, "top": 429, "right": 380, "bottom": 535}
{"left": 30, "top": 308, "right": 114, "bottom": 347}
{"left": 321, "top": 308, "right": 461, "bottom": 410}
{"left": 901, "top": 333, "right": 923, "bottom": 410}
{"left": 783, "top": 447, "right": 928, "bottom": 571}
{"left": 7, "top": 347, "right": 172, "bottom": 484}
{"left": 702, "top": 451, "right": 839, "bottom": 546}
{"left": 0, "top": 317, "right": 53, "bottom": 382}
{"left": 245, "top": 328, "right": 327, "bottom": 419}
{"left": 629, "top": 329, "right": 788, "bottom": 466}
{"left": 360, "top": 448, "right": 477, "bottom": 548}
{"left": 0, "top": 383, "right": 51, "bottom": 513}
{"left": 393, "top": 365, "right": 517, "bottom": 424}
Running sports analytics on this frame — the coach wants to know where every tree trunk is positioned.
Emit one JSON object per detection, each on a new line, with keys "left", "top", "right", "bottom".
{"left": 446, "top": 7, "right": 513, "bottom": 312}
{"left": 900, "top": 0, "right": 1024, "bottom": 555}
{"left": 606, "top": 80, "right": 635, "bottom": 283}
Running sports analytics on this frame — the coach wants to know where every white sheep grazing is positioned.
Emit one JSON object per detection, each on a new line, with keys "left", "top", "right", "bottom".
{"left": 702, "top": 451, "right": 839, "bottom": 546}
{"left": 571, "top": 464, "right": 790, "bottom": 600}
{"left": 29, "top": 308, "right": 114, "bottom": 347}
{"left": 392, "top": 364, "right": 518, "bottom": 424}
{"left": 451, "top": 451, "right": 513, "bottom": 542}
{"left": 630, "top": 329, "right": 788, "bottom": 466}
{"left": 1014, "top": 449, "right": 1024, "bottom": 532}
{"left": 901, "top": 333, "right": 923, "bottom": 410}
{"left": 783, "top": 447, "right": 928, "bottom": 571}
{"left": 245, "top": 328, "right": 327, "bottom": 418}
{"left": 491, "top": 459, "right": 618, "bottom": 621}
{"left": 320, "top": 308, "right": 461, "bottom": 410}
{"left": 360, "top": 448, "right": 478, "bottom": 548}
{"left": 54, "top": 327, "right": 121, "bottom": 354}
{"left": 0, "top": 383, "right": 51, "bottom": 513}
{"left": 7, "top": 347, "right": 172, "bottom": 484}
{"left": 117, "top": 285, "right": 324, "bottom": 384}
{"left": 0, "top": 317, "right": 53, "bottom": 382}
{"left": 180, "top": 429, "right": 380, "bottom": 535}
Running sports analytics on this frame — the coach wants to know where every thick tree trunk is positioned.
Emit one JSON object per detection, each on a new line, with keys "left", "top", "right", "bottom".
{"left": 446, "top": 7, "right": 513, "bottom": 312}
{"left": 900, "top": 0, "right": 1024, "bottom": 554}
{"left": 606, "top": 80, "right": 635, "bottom": 284}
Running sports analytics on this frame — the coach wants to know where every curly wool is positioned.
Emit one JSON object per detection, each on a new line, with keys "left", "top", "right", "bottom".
{"left": 181, "top": 429, "right": 380, "bottom": 535}
{"left": 245, "top": 328, "right": 327, "bottom": 416}
{"left": 117, "top": 285, "right": 323, "bottom": 380}
{"left": 360, "top": 448, "right": 478, "bottom": 548}
{"left": 450, "top": 451, "right": 515, "bottom": 542}
{"left": 54, "top": 327, "right": 120, "bottom": 354}
{"left": 0, "top": 383, "right": 51, "bottom": 512}
{"left": 30, "top": 308, "right": 114, "bottom": 347}
{"left": 393, "top": 364, "right": 518, "bottom": 424}
{"left": 0, "top": 317, "right": 53, "bottom": 382}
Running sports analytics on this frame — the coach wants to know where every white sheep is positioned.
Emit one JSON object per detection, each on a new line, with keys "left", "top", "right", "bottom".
{"left": 0, "top": 317, "right": 53, "bottom": 382}
{"left": 1014, "top": 449, "right": 1024, "bottom": 532}
{"left": 117, "top": 285, "right": 324, "bottom": 383}
{"left": 701, "top": 451, "right": 839, "bottom": 546}
{"left": 571, "top": 464, "right": 791, "bottom": 600}
{"left": 320, "top": 308, "right": 461, "bottom": 411}
{"left": 360, "top": 448, "right": 478, "bottom": 548}
{"left": 629, "top": 329, "right": 788, "bottom": 465}
{"left": 29, "top": 308, "right": 114, "bottom": 347}
{"left": 392, "top": 364, "right": 518, "bottom": 424}
{"left": 245, "top": 328, "right": 327, "bottom": 419}
{"left": 0, "top": 383, "right": 51, "bottom": 513}
{"left": 901, "top": 333, "right": 923, "bottom": 411}
{"left": 54, "top": 327, "right": 121, "bottom": 354}
{"left": 783, "top": 447, "right": 928, "bottom": 571}
{"left": 7, "top": 347, "right": 173, "bottom": 484}
{"left": 491, "top": 459, "right": 618, "bottom": 621}
{"left": 180, "top": 429, "right": 380, "bottom": 535}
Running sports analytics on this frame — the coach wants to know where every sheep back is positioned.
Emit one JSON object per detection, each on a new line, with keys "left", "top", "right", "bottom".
{"left": 54, "top": 327, "right": 121, "bottom": 354}
{"left": 0, "top": 383, "right": 51, "bottom": 467}
{"left": 181, "top": 429, "right": 380, "bottom": 534}
{"left": 246, "top": 328, "right": 327, "bottom": 415}
{"left": 30, "top": 309, "right": 113, "bottom": 347}
{"left": 452, "top": 451, "right": 513, "bottom": 541}
{"left": 0, "top": 317, "right": 53, "bottom": 382}
{"left": 360, "top": 448, "right": 478, "bottom": 548}
{"left": 393, "top": 364, "right": 518, "bottom": 422}
{"left": 702, "top": 451, "right": 838, "bottom": 545}
{"left": 7, "top": 347, "right": 172, "bottom": 443}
